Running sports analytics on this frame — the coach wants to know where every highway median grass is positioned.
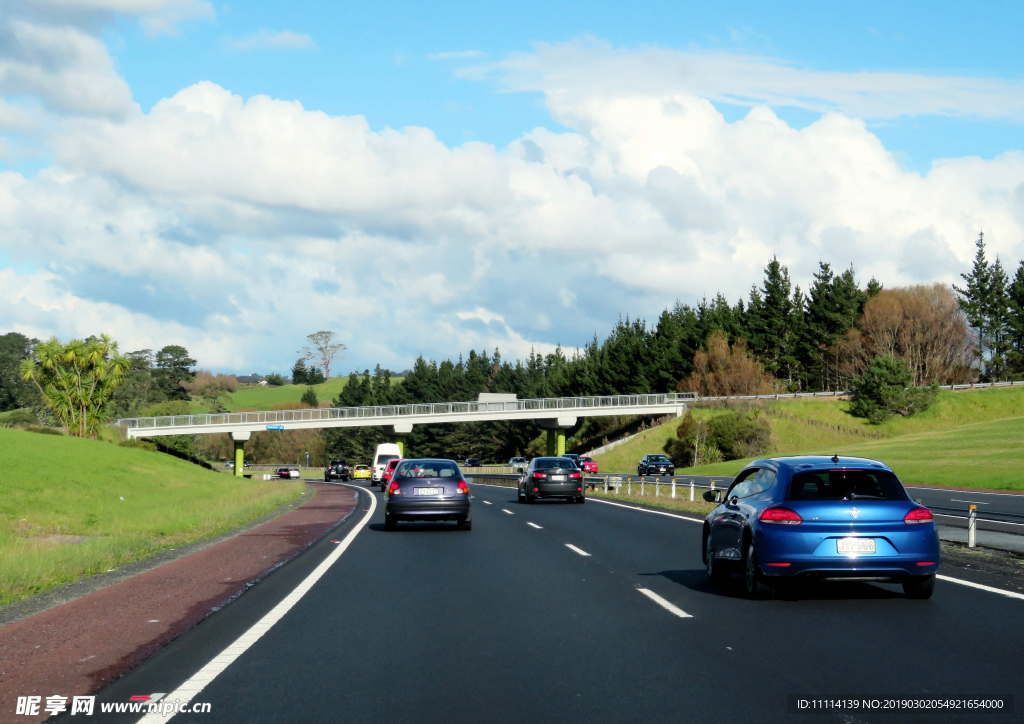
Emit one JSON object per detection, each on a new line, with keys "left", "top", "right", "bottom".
{"left": 0, "top": 428, "right": 306, "bottom": 606}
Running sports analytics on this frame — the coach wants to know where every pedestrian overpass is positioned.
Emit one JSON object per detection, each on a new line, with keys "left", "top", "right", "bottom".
{"left": 116, "top": 393, "right": 694, "bottom": 475}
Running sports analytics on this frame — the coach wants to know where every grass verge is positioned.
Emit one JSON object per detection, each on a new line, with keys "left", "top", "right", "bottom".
{"left": 0, "top": 428, "right": 306, "bottom": 605}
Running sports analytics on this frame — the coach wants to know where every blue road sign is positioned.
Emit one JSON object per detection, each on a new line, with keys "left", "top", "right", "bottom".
{"left": 266, "top": 425, "right": 285, "bottom": 430}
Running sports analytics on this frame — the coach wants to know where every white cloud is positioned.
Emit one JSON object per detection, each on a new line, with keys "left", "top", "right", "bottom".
{"left": 228, "top": 30, "right": 315, "bottom": 51}
{"left": 3, "top": 41, "right": 1024, "bottom": 374}
{"left": 428, "top": 50, "right": 485, "bottom": 60}
{"left": 29, "top": 0, "right": 215, "bottom": 37}
{"left": 464, "top": 39, "right": 1024, "bottom": 122}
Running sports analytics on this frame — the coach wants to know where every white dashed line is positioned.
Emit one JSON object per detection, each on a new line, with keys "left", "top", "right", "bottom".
{"left": 502, "top": 509, "right": 514, "bottom": 515}
{"left": 937, "top": 575, "right": 1024, "bottom": 601}
{"left": 637, "top": 588, "right": 692, "bottom": 618}
{"left": 565, "top": 544, "right": 590, "bottom": 556}
{"left": 482, "top": 501, "right": 492, "bottom": 505}
{"left": 527, "top": 522, "right": 542, "bottom": 529}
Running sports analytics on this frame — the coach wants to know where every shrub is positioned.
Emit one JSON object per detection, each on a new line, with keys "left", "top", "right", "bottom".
{"left": 265, "top": 373, "right": 285, "bottom": 386}
{"left": 138, "top": 400, "right": 191, "bottom": 417}
{"left": 301, "top": 387, "right": 319, "bottom": 407}
{"left": 120, "top": 439, "right": 159, "bottom": 452}
{"left": 3, "top": 408, "right": 37, "bottom": 426}
{"left": 706, "top": 411, "right": 771, "bottom": 461}
{"left": 663, "top": 410, "right": 726, "bottom": 467}
{"left": 848, "top": 354, "right": 939, "bottom": 424}
{"left": 679, "top": 331, "right": 779, "bottom": 397}
{"left": 25, "top": 424, "right": 63, "bottom": 435}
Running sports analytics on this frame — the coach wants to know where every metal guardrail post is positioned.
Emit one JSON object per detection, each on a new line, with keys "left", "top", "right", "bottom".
{"left": 969, "top": 505, "right": 977, "bottom": 548}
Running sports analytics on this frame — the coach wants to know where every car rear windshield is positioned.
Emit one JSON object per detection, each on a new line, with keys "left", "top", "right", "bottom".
{"left": 395, "top": 461, "right": 461, "bottom": 478}
{"left": 786, "top": 469, "right": 909, "bottom": 502}
{"left": 377, "top": 455, "right": 398, "bottom": 465}
{"left": 535, "top": 458, "right": 575, "bottom": 470}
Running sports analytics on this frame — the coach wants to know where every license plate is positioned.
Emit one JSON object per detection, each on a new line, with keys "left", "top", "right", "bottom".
{"left": 415, "top": 488, "right": 440, "bottom": 496}
{"left": 550, "top": 475, "right": 566, "bottom": 482}
{"left": 837, "top": 538, "right": 875, "bottom": 553}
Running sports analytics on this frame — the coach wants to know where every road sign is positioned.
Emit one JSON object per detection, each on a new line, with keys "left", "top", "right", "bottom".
{"left": 266, "top": 425, "right": 284, "bottom": 430}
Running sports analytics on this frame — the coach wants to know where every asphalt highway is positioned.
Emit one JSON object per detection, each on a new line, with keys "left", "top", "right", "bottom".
{"left": 83, "top": 483, "right": 1023, "bottom": 724}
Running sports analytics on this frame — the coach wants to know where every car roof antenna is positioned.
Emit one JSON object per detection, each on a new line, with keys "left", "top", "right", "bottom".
{"left": 831, "top": 454, "right": 840, "bottom": 463}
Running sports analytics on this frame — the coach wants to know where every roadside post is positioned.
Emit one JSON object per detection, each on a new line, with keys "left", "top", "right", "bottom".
{"left": 641, "top": 479, "right": 645, "bottom": 496}
{"left": 604, "top": 477, "right": 608, "bottom": 494}
{"left": 690, "top": 481, "right": 694, "bottom": 501}
{"left": 969, "top": 505, "right": 977, "bottom": 547}
{"left": 656, "top": 480, "right": 660, "bottom": 497}
{"left": 628, "top": 480, "right": 632, "bottom": 495}
{"left": 671, "top": 479, "right": 676, "bottom": 498}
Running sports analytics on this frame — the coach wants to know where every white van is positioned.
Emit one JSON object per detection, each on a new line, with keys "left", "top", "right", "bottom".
{"left": 372, "top": 443, "right": 402, "bottom": 484}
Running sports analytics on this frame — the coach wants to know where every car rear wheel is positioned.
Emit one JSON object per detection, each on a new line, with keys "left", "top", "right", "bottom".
{"left": 902, "top": 574, "right": 935, "bottom": 599}
{"left": 526, "top": 492, "right": 535, "bottom": 504}
{"left": 576, "top": 495, "right": 585, "bottom": 504}
{"left": 744, "top": 543, "right": 775, "bottom": 600}
{"left": 384, "top": 514, "right": 397, "bottom": 531}
{"left": 518, "top": 489, "right": 526, "bottom": 503}
{"left": 458, "top": 517, "right": 472, "bottom": 531}
{"left": 705, "top": 534, "right": 728, "bottom": 584}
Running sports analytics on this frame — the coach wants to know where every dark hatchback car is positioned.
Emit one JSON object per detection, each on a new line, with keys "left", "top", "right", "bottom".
{"left": 385, "top": 459, "right": 472, "bottom": 530}
{"left": 518, "top": 457, "right": 585, "bottom": 504}
{"left": 324, "top": 459, "right": 349, "bottom": 481}
{"left": 702, "top": 456, "right": 940, "bottom": 599}
{"left": 464, "top": 458, "right": 484, "bottom": 467}
{"left": 638, "top": 454, "right": 675, "bottom": 476}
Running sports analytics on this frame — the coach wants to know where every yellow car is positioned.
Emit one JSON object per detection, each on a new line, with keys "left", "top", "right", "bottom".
{"left": 351, "top": 465, "right": 372, "bottom": 481}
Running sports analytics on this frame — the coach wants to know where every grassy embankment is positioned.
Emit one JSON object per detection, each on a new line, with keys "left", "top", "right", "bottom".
{"left": 221, "top": 375, "right": 406, "bottom": 412}
{"left": 0, "top": 428, "right": 306, "bottom": 605}
{"left": 592, "top": 387, "right": 1024, "bottom": 492}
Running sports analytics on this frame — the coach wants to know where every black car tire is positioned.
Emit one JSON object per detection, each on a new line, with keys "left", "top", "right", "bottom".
{"left": 518, "top": 488, "right": 526, "bottom": 503}
{"left": 705, "top": 534, "right": 729, "bottom": 584}
{"left": 744, "top": 543, "right": 775, "bottom": 600}
{"left": 384, "top": 514, "right": 397, "bottom": 531}
{"left": 902, "top": 574, "right": 935, "bottom": 599}
{"left": 577, "top": 495, "right": 585, "bottom": 504}
{"left": 526, "top": 492, "right": 535, "bottom": 504}
{"left": 458, "top": 517, "right": 472, "bottom": 531}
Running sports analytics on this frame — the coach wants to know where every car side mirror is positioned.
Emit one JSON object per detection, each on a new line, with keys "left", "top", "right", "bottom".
{"left": 702, "top": 490, "right": 722, "bottom": 503}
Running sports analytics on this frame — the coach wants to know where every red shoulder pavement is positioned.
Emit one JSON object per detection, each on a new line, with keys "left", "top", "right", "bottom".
{"left": 0, "top": 483, "right": 360, "bottom": 721}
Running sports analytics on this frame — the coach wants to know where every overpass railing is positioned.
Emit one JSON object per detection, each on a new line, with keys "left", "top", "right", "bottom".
{"left": 115, "top": 392, "right": 696, "bottom": 432}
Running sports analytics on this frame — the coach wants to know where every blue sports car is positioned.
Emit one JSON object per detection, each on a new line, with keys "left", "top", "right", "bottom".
{"left": 702, "top": 455, "right": 940, "bottom": 599}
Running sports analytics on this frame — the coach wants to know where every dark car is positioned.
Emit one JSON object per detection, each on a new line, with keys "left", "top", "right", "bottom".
{"left": 464, "top": 458, "right": 484, "bottom": 467}
{"left": 701, "top": 455, "right": 940, "bottom": 599}
{"left": 560, "top": 453, "right": 582, "bottom": 468}
{"left": 638, "top": 454, "right": 675, "bottom": 477}
{"left": 518, "top": 457, "right": 584, "bottom": 504}
{"left": 324, "top": 459, "right": 350, "bottom": 481}
{"left": 385, "top": 459, "right": 472, "bottom": 530}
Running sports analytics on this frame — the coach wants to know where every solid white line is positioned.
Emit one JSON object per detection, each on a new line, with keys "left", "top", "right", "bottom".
{"left": 937, "top": 574, "right": 1024, "bottom": 601}
{"left": 907, "top": 486, "right": 1024, "bottom": 498}
{"left": 588, "top": 496, "right": 703, "bottom": 523}
{"left": 138, "top": 485, "right": 376, "bottom": 723}
{"left": 527, "top": 522, "right": 542, "bottom": 529}
{"left": 502, "top": 509, "right": 514, "bottom": 515}
{"left": 482, "top": 501, "right": 492, "bottom": 505}
{"left": 565, "top": 543, "right": 591, "bottom": 556}
{"left": 637, "top": 588, "right": 692, "bottom": 618}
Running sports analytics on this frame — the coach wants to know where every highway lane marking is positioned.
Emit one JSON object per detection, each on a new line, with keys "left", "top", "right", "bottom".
{"left": 637, "top": 588, "right": 692, "bottom": 618}
{"left": 589, "top": 497, "right": 703, "bottom": 523}
{"left": 482, "top": 500, "right": 492, "bottom": 505}
{"left": 502, "top": 509, "right": 514, "bottom": 515}
{"left": 907, "top": 487, "right": 1024, "bottom": 498}
{"left": 137, "top": 484, "right": 377, "bottom": 723}
{"left": 565, "top": 544, "right": 591, "bottom": 556}
{"left": 527, "top": 522, "right": 542, "bottom": 529}
{"left": 951, "top": 499, "right": 989, "bottom": 504}
{"left": 937, "top": 574, "right": 1024, "bottom": 601}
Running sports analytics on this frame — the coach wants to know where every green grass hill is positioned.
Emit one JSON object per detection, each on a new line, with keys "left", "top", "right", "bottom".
{"left": 0, "top": 428, "right": 305, "bottom": 605}
{"left": 593, "top": 386, "right": 1024, "bottom": 491}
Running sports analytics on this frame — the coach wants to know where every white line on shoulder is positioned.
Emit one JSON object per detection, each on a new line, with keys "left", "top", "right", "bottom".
{"left": 137, "top": 485, "right": 377, "bottom": 723}
{"left": 937, "top": 574, "right": 1024, "bottom": 601}
{"left": 637, "top": 588, "right": 692, "bottom": 618}
{"left": 502, "top": 509, "right": 514, "bottom": 515}
{"left": 482, "top": 500, "right": 492, "bottom": 505}
{"left": 527, "top": 522, "right": 542, "bottom": 529}
{"left": 565, "top": 543, "right": 590, "bottom": 556}
{"left": 588, "top": 497, "right": 703, "bottom": 523}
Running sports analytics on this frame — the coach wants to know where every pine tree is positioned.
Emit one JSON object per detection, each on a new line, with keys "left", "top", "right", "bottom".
{"left": 1006, "top": 261, "right": 1024, "bottom": 376}
{"left": 954, "top": 232, "right": 1009, "bottom": 380}
{"left": 747, "top": 257, "right": 797, "bottom": 384}
{"left": 290, "top": 358, "right": 309, "bottom": 385}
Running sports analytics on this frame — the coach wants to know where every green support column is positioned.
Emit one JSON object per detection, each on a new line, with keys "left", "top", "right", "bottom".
{"left": 556, "top": 428, "right": 566, "bottom": 456}
{"left": 390, "top": 435, "right": 406, "bottom": 457}
{"left": 546, "top": 429, "right": 556, "bottom": 456}
{"left": 234, "top": 439, "right": 245, "bottom": 477}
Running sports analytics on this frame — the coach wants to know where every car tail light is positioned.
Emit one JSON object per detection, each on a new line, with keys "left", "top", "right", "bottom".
{"left": 759, "top": 507, "right": 803, "bottom": 525}
{"left": 577, "top": 487, "right": 582, "bottom": 491}
{"left": 388, "top": 481, "right": 400, "bottom": 495}
{"left": 916, "top": 561, "right": 935, "bottom": 566}
{"left": 533, "top": 487, "right": 538, "bottom": 492}
{"left": 457, "top": 480, "right": 468, "bottom": 494}
{"left": 766, "top": 562, "right": 791, "bottom": 567}
{"left": 532, "top": 472, "right": 545, "bottom": 479}
{"left": 904, "top": 507, "right": 933, "bottom": 524}
{"left": 570, "top": 471, "right": 582, "bottom": 478}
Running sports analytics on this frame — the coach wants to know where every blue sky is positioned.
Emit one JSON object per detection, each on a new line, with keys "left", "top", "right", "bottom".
{"left": 104, "top": 0, "right": 1023, "bottom": 172}
{"left": 0, "top": 0, "right": 1022, "bottom": 376}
